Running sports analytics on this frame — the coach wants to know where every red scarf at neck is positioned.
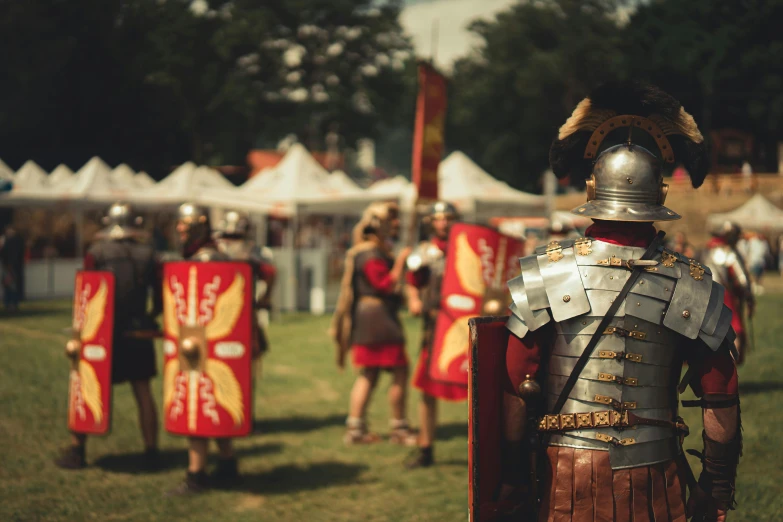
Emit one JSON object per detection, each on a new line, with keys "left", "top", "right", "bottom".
{"left": 585, "top": 220, "right": 657, "bottom": 248}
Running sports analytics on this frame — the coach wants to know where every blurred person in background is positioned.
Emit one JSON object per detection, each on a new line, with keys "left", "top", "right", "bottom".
{"left": 404, "top": 201, "right": 466, "bottom": 468}
{"left": 0, "top": 224, "right": 24, "bottom": 311}
{"left": 330, "top": 202, "right": 416, "bottom": 445}
{"left": 215, "top": 211, "right": 277, "bottom": 377}
{"left": 703, "top": 221, "right": 755, "bottom": 364}
{"left": 667, "top": 230, "right": 696, "bottom": 259}
{"left": 55, "top": 202, "right": 161, "bottom": 470}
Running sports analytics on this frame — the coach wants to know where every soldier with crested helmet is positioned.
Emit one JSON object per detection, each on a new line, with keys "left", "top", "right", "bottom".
{"left": 469, "top": 83, "right": 742, "bottom": 522}
{"left": 403, "top": 200, "right": 467, "bottom": 468}
{"left": 55, "top": 202, "right": 162, "bottom": 470}
{"left": 702, "top": 221, "right": 754, "bottom": 365}
{"left": 330, "top": 201, "right": 417, "bottom": 445}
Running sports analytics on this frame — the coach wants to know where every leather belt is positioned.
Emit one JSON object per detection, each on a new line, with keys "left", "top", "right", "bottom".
{"left": 538, "top": 410, "right": 688, "bottom": 434}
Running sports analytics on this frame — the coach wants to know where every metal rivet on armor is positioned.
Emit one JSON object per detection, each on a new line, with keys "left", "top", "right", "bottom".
{"left": 662, "top": 144, "right": 668, "bottom": 149}
{"left": 627, "top": 178, "right": 633, "bottom": 184}
{"left": 648, "top": 126, "right": 653, "bottom": 131}
{"left": 578, "top": 208, "right": 586, "bottom": 212}
{"left": 592, "top": 141, "right": 597, "bottom": 145}
{"left": 639, "top": 281, "right": 644, "bottom": 285}
{"left": 582, "top": 321, "right": 587, "bottom": 325}
{"left": 634, "top": 324, "right": 639, "bottom": 328}
{"left": 636, "top": 302, "right": 641, "bottom": 306}
{"left": 622, "top": 119, "right": 627, "bottom": 124}
{"left": 667, "top": 211, "right": 674, "bottom": 215}
{"left": 609, "top": 276, "right": 613, "bottom": 279}
{"left": 600, "top": 130, "right": 605, "bottom": 135}
{"left": 682, "top": 310, "right": 691, "bottom": 319}
{"left": 563, "top": 295, "right": 571, "bottom": 303}
{"left": 665, "top": 288, "right": 669, "bottom": 292}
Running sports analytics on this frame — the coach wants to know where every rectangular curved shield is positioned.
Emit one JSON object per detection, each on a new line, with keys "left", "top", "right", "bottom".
{"left": 428, "top": 223, "right": 524, "bottom": 385}
{"left": 67, "top": 271, "right": 115, "bottom": 435}
{"left": 162, "top": 261, "right": 254, "bottom": 438}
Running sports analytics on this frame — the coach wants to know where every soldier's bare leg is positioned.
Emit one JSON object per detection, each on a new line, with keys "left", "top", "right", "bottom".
{"left": 188, "top": 437, "right": 208, "bottom": 473}
{"left": 389, "top": 366, "right": 416, "bottom": 445}
{"left": 164, "top": 437, "right": 209, "bottom": 496}
{"left": 130, "top": 380, "right": 158, "bottom": 451}
{"left": 404, "top": 392, "right": 437, "bottom": 468}
{"left": 345, "top": 367, "right": 381, "bottom": 444}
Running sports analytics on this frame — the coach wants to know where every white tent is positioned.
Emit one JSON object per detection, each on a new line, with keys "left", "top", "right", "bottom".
{"left": 63, "top": 156, "right": 134, "bottom": 204}
{"left": 366, "top": 152, "right": 547, "bottom": 221}
{"left": 13, "top": 160, "right": 48, "bottom": 191}
{"left": 326, "top": 170, "right": 363, "bottom": 195}
{"left": 135, "top": 171, "right": 155, "bottom": 188}
{"left": 240, "top": 143, "right": 375, "bottom": 216}
{"left": 110, "top": 163, "right": 138, "bottom": 189}
{"left": 707, "top": 194, "right": 783, "bottom": 232}
{"left": 49, "top": 164, "right": 74, "bottom": 188}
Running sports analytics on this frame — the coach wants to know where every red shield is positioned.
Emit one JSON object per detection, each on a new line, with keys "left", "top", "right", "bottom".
{"left": 67, "top": 271, "right": 115, "bottom": 435}
{"left": 162, "top": 261, "right": 254, "bottom": 438}
{"left": 468, "top": 316, "right": 511, "bottom": 522}
{"left": 428, "top": 223, "right": 525, "bottom": 385}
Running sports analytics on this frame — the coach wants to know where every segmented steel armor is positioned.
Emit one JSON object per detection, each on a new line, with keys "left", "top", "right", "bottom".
{"left": 506, "top": 237, "right": 735, "bottom": 470}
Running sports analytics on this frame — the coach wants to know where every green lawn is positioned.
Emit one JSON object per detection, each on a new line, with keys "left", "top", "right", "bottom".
{"left": 1, "top": 296, "right": 782, "bottom": 521}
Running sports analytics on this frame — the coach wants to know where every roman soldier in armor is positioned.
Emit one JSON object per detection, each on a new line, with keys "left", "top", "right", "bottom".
{"left": 56, "top": 202, "right": 161, "bottom": 469}
{"left": 330, "top": 202, "right": 417, "bottom": 445}
{"left": 404, "top": 201, "right": 467, "bottom": 468}
{"left": 167, "top": 203, "right": 240, "bottom": 496}
{"left": 215, "top": 210, "right": 277, "bottom": 370}
{"left": 471, "top": 83, "right": 741, "bottom": 522}
{"left": 702, "top": 221, "right": 754, "bottom": 365}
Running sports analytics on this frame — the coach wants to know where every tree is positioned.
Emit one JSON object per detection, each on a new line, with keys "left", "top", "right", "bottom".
{"left": 446, "top": 0, "right": 627, "bottom": 192}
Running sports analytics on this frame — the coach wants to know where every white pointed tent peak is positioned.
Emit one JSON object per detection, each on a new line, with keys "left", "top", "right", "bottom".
{"left": 49, "top": 164, "right": 74, "bottom": 187}
{"left": 0, "top": 158, "right": 13, "bottom": 180}
{"left": 14, "top": 160, "right": 48, "bottom": 190}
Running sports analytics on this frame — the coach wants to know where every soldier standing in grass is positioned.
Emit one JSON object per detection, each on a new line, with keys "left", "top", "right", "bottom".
{"left": 330, "top": 201, "right": 417, "bottom": 445}
{"left": 55, "top": 202, "right": 161, "bottom": 470}
{"left": 703, "top": 221, "right": 755, "bottom": 365}
{"left": 215, "top": 210, "right": 277, "bottom": 377}
{"left": 471, "top": 83, "right": 742, "bottom": 522}
{"left": 404, "top": 201, "right": 468, "bottom": 468}
{"left": 166, "top": 203, "right": 240, "bottom": 496}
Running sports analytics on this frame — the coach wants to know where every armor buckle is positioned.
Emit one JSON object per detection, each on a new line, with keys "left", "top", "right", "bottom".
{"left": 689, "top": 260, "right": 705, "bottom": 281}
{"left": 546, "top": 241, "right": 564, "bottom": 263}
{"left": 661, "top": 251, "right": 677, "bottom": 268}
{"left": 575, "top": 238, "right": 592, "bottom": 256}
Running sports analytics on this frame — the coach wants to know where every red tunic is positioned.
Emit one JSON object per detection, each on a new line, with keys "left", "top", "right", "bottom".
{"left": 408, "top": 237, "right": 469, "bottom": 401}
{"left": 351, "top": 257, "right": 408, "bottom": 369}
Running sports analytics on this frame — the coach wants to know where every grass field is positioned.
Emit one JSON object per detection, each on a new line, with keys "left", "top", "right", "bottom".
{"left": 1, "top": 293, "right": 783, "bottom": 521}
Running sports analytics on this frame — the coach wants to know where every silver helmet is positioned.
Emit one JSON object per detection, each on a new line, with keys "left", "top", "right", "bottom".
{"left": 426, "top": 200, "right": 459, "bottom": 221}
{"left": 176, "top": 203, "right": 211, "bottom": 253}
{"left": 217, "top": 210, "right": 252, "bottom": 238}
{"left": 96, "top": 202, "right": 143, "bottom": 240}
{"left": 570, "top": 144, "right": 679, "bottom": 222}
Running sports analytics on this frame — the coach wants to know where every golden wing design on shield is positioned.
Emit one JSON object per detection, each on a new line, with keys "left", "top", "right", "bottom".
{"left": 81, "top": 279, "right": 108, "bottom": 342}
{"left": 455, "top": 233, "right": 485, "bottom": 296}
{"left": 205, "top": 359, "right": 244, "bottom": 426}
{"left": 78, "top": 360, "right": 103, "bottom": 425}
{"left": 163, "top": 358, "right": 181, "bottom": 411}
{"left": 205, "top": 273, "right": 245, "bottom": 340}
{"left": 163, "top": 280, "right": 180, "bottom": 339}
{"left": 437, "top": 316, "right": 471, "bottom": 374}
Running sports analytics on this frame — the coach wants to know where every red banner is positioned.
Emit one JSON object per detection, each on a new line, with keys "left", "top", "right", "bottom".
{"left": 428, "top": 223, "right": 525, "bottom": 385}
{"left": 162, "top": 261, "right": 254, "bottom": 438}
{"left": 411, "top": 61, "right": 447, "bottom": 202}
{"left": 68, "top": 271, "right": 115, "bottom": 435}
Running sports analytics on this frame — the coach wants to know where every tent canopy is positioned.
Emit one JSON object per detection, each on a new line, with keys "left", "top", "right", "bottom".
{"left": 0, "top": 159, "right": 13, "bottom": 181}
{"left": 13, "top": 160, "right": 48, "bottom": 191}
{"left": 49, "top": 164, "right": 74, "bottom": 188}
{"left": 240, "top": 143, "right": 376, "bottom": 216}
{"left": 707, "top": 194, "right": 783, "bottom": 232}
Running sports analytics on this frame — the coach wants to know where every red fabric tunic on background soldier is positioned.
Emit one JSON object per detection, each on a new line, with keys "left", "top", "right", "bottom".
{"left": 404, "top": 201, "right": 467, "bottom": 469}
{"left": 55, "top": 202, "right": 161, "bottom": 470}
{"left": 469, "top": 83, "right": 742, "bottom": 522}
{"left": 330, "top": 202, "right": 417, "bottom": 446}
{"left": 702, "top": 222, "right": 755, "bottom": 364}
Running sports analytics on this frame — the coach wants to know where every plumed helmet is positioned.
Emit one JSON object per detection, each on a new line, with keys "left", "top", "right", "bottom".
{"left": 711, "top": 220, "right": 742, "bottom": 245}
{"left": 217, "top": 210, "right": 252, "bottom": 238}
{"left": 550, "top": 81, "right": 709, "bottom": 222}
{"left": 96, "top": 202, "right": 143, "bottom": 240}
{"left": 425, "top": 200, "right": 459, "bottom": 221}
{"left": 177, "top": 202, "right": 211, "bottom": 251}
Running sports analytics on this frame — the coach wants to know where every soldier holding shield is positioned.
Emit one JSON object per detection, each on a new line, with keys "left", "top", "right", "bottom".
{"left": 164, "top": 203, "right": 253, "bottom": 496}
{"left": 330, "top": 202, "right": 417, "bottom": 445}
{"left": 404, "top": 201, "right": 468, "bottom": 468}
{"left": 56, "top": 202, "right": 161, "bottom": 470}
